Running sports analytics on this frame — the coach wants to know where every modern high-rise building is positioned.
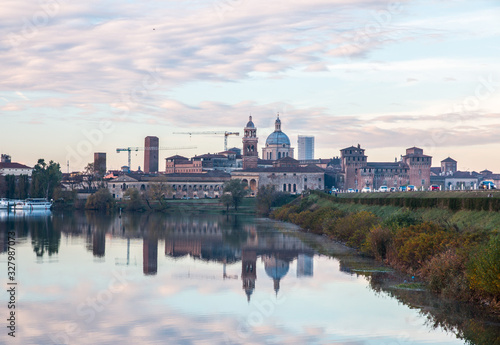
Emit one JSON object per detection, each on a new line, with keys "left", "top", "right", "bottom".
{"left": 298, "top": 136, "right": 314, "bottom": 160}
{"left": 93, "top": 152, "right": 106, "bottom": 177}
{"left": 144, "top": 136, "right": 159, "bottom": 173}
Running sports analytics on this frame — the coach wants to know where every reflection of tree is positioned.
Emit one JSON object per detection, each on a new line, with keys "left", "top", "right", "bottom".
{"left": 30, "top": 217, "right": 60, "bottom": 257}
{"left": 338, "top": 255, "right": 500, "bottom": 345}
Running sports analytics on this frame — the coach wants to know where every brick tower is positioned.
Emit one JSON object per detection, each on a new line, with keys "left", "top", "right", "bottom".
{"left": 242, "top": 116, "right": 258, "bottom": 169}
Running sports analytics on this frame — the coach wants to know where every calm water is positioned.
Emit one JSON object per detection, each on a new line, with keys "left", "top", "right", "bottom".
{"left": 0, "top": 210, "right": 499, "bottom": 345}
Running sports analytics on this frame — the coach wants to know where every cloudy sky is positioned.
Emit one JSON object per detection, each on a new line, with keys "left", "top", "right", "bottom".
{"left": 1, "top": 0, "right": 499, "bottom": 172}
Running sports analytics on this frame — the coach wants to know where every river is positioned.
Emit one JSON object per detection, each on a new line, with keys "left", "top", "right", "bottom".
{"left": 0, "top": 210, "right": 498, "bottom": 345}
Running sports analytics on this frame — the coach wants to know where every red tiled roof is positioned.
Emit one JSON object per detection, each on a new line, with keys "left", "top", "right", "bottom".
{"left": 0, "top": 162, "right": 32, "bottom": 169}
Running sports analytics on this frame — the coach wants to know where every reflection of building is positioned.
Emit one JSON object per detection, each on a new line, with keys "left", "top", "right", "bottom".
{"left": 263, "top": 255, "right": 290, "bottom": 294}
{"left": 145, "top": 136, "right": 159, "bottom": 173}
{"left": 298, "top": 136, "right": 314, "bottom": 160}
{"left": 297, "top": 254, "right": 313, "bottom": 277}
{"left": 143, "top": 237, "right": 158, "bottom": 275}
{"left": 262, "top": 115, "right": 294, "bottom": 160}
{"left": 92, "top": 231, "right": 106, "bottom": 258}
{"left": 241, "top": 249, "right": 257, "bottom": 302}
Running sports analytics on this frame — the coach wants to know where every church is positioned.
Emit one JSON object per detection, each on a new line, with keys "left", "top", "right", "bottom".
{"left": 233, "top": 115, "right": 325, "bottom": 195}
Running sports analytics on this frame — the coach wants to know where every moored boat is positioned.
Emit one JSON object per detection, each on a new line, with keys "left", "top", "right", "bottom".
{"left": 0, "top": 198, "right": 21, "bottom": 209}
{"left": 15, "top": 198, "right": 53, "bottom": 210}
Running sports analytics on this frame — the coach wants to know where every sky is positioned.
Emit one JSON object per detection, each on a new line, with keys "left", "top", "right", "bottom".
{"left": 1, "top": 0, "right": 499, "bottom": 172}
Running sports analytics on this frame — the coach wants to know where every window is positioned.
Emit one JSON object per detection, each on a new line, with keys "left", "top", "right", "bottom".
{"left": 283, "top": 184, "right": 286, "bottom": 191}
{"left": 304, "top": 177, "right": 307, "bottom": 182}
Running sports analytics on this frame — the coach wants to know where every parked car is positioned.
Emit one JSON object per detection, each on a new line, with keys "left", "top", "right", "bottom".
{"left": 407, "top": 185, "right": 416, "bottom": 191}
{"left": 430, "top": 185, "right": 440, "bottom": 191}
{"left": 361, "top": 187, "right": 371, "bottom": 193}
{"left": 378, "top": 186, "right": 388, "bottom": 192}
{"left": 347, "top": 188, "right": 356, "bottom": 193}
{"left": 399, "top": 186, "right": 407, "bottom": 192}
{"left": 480, "top": 181, "right": 497, "bottom": 189}
{"left": 389, "top": 187, "right": 397, "bottom": 192}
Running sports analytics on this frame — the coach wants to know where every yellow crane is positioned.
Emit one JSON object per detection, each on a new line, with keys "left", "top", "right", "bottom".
{"left": 172, "top": 131, "right": 239, "bottom": 151}
{"left": 116, "top": 146, "right": 197, "bottom": 170}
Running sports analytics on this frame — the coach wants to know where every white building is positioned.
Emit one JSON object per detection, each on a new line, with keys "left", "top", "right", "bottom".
{"left": 0, "top": 154, "right": 32, "bottom": 176}
{"left": 298, "top": 136, "right": 314, "bottom": 160}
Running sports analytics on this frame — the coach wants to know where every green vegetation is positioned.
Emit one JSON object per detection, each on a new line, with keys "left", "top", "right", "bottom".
{"left": 334, "top": 190, "right": 500, "bottom": 212}
{"left": 85, "top": 188, "right": 115, "bottom": 211}
{"left": 271, "top": 192, "right": 500, "bottom": 311}
{"left": 222, "top": 179, "right": 248, "bottom": 211}
{"left": 31, "top": 159, "right": 62, "bottom": 199}
{"left": 255, "top": 185, "right": 295, "bottom": 216}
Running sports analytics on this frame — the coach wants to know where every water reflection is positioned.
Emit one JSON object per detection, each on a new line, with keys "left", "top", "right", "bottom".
{"left": 1, "top": 211, "right": 498, "bottom": 345}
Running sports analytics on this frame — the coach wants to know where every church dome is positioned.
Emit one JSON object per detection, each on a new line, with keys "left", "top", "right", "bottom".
{"left": 264, "top": 256, "right": 290, "bottom": 280}
{"left": 266, "top": 131, "right": 290, "bottom": 146}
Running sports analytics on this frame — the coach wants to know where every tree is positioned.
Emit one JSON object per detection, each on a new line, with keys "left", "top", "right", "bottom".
{"left": 145, "top": 176, "right": 172, "bottom": 210}
{"left": 220, "top": 193, "right": 233, "bottom": 212}
{"left": 222, "top": 179, "right": 248, "bottom": 211}
{"left": 31, "top": 159, "right": 62, "bottom": 199}
{"left": 256, "top": 185, "right": 292, "bottom": 216}
{"left": 83, "top": 162, "right": 103, "bottom": 191}
{"left": 123, "top": 188, "right": 145, "bottom": 211}
{"left": 0, "top": 175, "right": 5, "bottom": 197}
{"left": 17, "top": 174, "right": 30, "bottom": 199}
{"left": 85, "top": 188, "right": 115, "bottom": 211}
{"left": 5, "top": 175, "right": 16, "bottom": 199}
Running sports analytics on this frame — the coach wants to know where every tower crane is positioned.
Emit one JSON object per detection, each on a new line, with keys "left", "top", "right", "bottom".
{"left": 116, "top": 146, "right": 197, "bottom": 171}
{"left": 172, "top": 131, "right": 239, "bottom": 151}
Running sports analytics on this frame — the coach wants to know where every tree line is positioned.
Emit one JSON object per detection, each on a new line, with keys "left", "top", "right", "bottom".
{"left": 0, "top": 159, "right": 62, "bottom": 199}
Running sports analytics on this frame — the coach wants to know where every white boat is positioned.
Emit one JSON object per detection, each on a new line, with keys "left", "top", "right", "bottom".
{"left": 15, "top": 198, "right": 53, "bottom": 211}
{"left": 0, "top": 198, "right": 19, "bottom": 209}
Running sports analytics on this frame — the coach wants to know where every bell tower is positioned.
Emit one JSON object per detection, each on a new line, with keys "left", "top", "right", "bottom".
{"left": 242, "top": 116, "right": 258, "bottom": 169}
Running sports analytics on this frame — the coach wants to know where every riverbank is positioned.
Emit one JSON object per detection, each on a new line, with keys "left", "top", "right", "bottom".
{"left": 270, "top": 191, "right": 500, "bottom": 313}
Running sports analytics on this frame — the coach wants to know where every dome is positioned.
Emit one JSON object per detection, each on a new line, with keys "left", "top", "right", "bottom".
{"left": 266, "top": 131, "right": 290, "bottom": 146}
{"left": 246, "top": 116, "right": 255, "bottom": 128}
{"left": 264, "top": 257, "right": 290, "bottom": 280}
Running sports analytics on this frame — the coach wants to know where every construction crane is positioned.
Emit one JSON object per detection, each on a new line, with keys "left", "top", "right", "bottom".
{"left": 116, "top": 146, "right": 197, "bottom": 170}
{"left": 172, "top": 131, "right": 239, "bottom": 151}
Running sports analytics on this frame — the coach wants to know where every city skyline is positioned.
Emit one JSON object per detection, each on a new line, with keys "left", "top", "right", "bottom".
{"left": 1, "top": 0, "right": 499, "bottom": 172}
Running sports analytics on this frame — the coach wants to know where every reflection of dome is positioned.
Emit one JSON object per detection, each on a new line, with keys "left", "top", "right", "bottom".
{"left": 266, "top": 131, "right": 290, "bottom": 146}
{"left": 264, "top": 256, "right": 290, "bottom": 280}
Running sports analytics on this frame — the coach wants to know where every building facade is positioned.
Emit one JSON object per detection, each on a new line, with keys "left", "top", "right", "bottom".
{"left": 335, "top": 145, "right": 432, "bottom": 190}
{"left": 165, "top": 155, "right": 203, "bottom": 174}
{"left": 297, "top": 135, "right": 314, "bottom": 160}
{"left": 441, "top": 157, "right": 457, "bottom": 174}
{"left": 0, "top": 155, "right": 32, "bottom": 176}
{"left": 108, "top": 171, "right": 230, "bottom": 199}
{"left": 93, "top": 152, "right": 106, "bottom": 177}
{"left": 144, "top": 136, "right": 159, "bottom": 173}
{"left": 232, "top": 157, "right": 325, "bottom": 196}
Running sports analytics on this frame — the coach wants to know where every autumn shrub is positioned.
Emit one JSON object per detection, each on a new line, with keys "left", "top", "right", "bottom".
{"left": 467, "top": 235, "right": 500, "bottom": 298}
{"left": 326, "top": 211, "right": 379, "bottom": 248}
{"left": 419, "top": 248, "right": 469, "bottom": 299}
{"left": 365, "top": 225, "right": 393, "bottom": 259}
{"left": 389, "top": 222, "right": 455, "bottom": 272}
